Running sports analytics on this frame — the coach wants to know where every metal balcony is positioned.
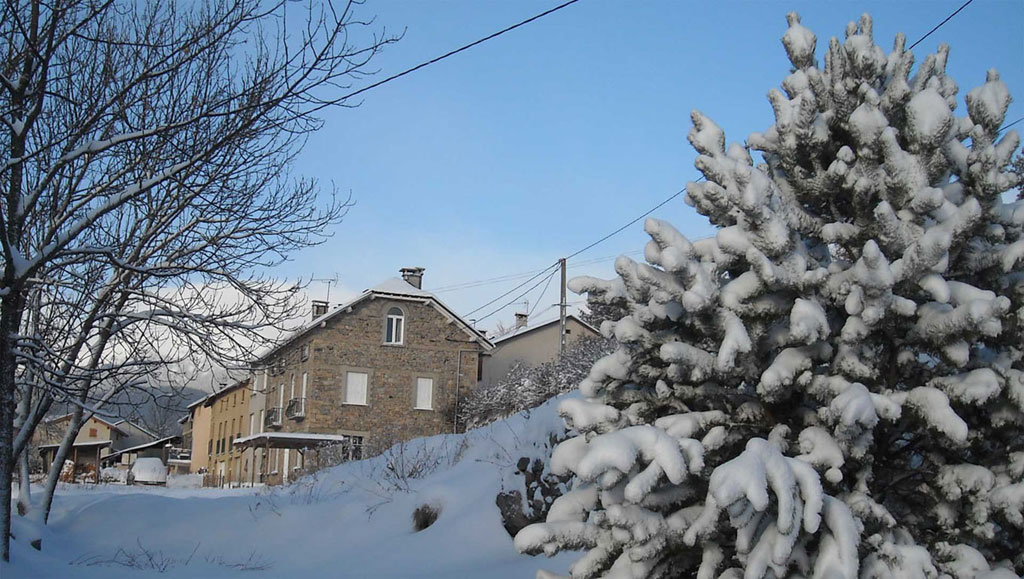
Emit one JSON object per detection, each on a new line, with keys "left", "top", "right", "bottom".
{"left": 285, "top": 397, "right": 306, "bottom": 420}
{"left": 265, "top": 407, "right": 282, "bottom": 428}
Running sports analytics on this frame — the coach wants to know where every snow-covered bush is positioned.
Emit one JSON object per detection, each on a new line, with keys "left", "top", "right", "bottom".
{"left": 517, "top": 13, "right": 1023, "bottom": 579}
{"left": 461, "top": 337, "right": 614, "bottom": 429}
{"left": 100, "top": 467, "right": 127, "bottom": 485}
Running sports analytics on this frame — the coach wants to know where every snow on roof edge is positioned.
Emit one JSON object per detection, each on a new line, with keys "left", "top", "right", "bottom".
{"left": 104, "top": 435, "right": 181, "bottom": 459}
{"left": 44, "top": 413, "right": 129, "bottom": 435}
{"left": 491, "top": 314, "right": 600, "bottom": 345}
{"left": 114, "top": 419, "right": 158, "bottom": 439}
{"left": 256, "top": 277, "right": 493, "bottom": 361}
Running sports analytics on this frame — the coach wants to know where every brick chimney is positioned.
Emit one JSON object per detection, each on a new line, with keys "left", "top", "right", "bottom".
{"left": 400, "top": 267, "right": 425, "bottom": 289}
{"left": 311, "top": 300, "right": 328, "bottom": 319}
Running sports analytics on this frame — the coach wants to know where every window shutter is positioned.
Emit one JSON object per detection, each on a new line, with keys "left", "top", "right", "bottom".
{"left": 415, "top": 377, "right": 433, "bottom": 410}
{"left": 345, "top": 372, "right": 368, "bottom": 405}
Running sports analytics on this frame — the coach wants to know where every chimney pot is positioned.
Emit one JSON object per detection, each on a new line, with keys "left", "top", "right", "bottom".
{"left": 400, "top": 267, "right": 425, "bottom": 289}
{"left": 311, "top": 300, "right": 329, "bottom": 320}
{"left": 514, "top": 312, "right": 528, "bottom": 330}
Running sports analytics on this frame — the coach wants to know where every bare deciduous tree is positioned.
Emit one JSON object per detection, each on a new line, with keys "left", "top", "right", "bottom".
{"left": 1, "top": 0, "right": 397, "bottom": 560}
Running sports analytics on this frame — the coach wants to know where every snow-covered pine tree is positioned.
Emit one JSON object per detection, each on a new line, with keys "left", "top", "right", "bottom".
{"left": 516, "top": 13, "right": 1023, "bottom": 579}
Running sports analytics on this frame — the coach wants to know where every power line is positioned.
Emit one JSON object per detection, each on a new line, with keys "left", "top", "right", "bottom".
{"left": 340, "top": 0, "right": 581, "bottom": 102}
{"left": 473, "top": 264, "right": 563, "bottom": 323}
{"left": 429, "top": 266, "right": 552, "bottom": 293}
{"left": 568, "top": 250, "right": 644, "bottom": 268}
{"left": 1000, "top": 116, "right": 1024, "bottom": 133}
{"left": 528, "top": 268, "right": 558, "bottom": 317}
{"left": 462, "top": 182, "right": 695, "bottom": 322}
{"left": 464, "top": 261, "right": 560, "bottom": 318}
{"left": 566, "top": 182, "right": 698, "bottom": 261}
{"left": 431, "top": 251, "right": 642, "bottom": 295}
{"left": 908, "top": 0, "right": 973, "bottom": 50}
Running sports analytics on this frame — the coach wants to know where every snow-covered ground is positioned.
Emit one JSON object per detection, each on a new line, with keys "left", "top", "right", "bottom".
{"left": 4, "top": 396, "right": 579, "bottom": 578}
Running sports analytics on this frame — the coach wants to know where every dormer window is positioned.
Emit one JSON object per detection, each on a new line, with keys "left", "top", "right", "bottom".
{"left": 385, "top": 307, "right": 404, "bottom": 344}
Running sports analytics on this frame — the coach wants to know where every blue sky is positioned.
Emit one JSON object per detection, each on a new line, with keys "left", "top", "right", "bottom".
{"left": 282, "top": 0, "right": 1024, "bottom": 334}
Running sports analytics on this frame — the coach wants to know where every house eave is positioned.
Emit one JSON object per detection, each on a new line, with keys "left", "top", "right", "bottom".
{"left": 255, "top": 288, "right": 493, "bottom": 363}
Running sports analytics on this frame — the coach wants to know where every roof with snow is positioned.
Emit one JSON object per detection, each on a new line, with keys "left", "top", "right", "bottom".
{"left": 37, "top": 439, "right": 113, "bottom": 451}
{"left": 44, "top": 413, "right": 129, "bottom": 436}
{"left": 233, "top": 431, "right": 350, "bottom": 449}
{"left": 491, "top": 314, "right": 600, "bottom": 346}
{"left": 185, "top": 395, "right": 210, "bottom": 410}
{"left": 102, "top": 435, "right": 182, "bottom": 462}
{"left": 114, "top": 419, "right": 158, "bottom": 439}
{"left": 370, "top": 277, "right": 433, "bottom": 297}
{"left": 203, "top": 378, "right": 251, "bottom": 406}
{"left": 257, "top": 276, "right": 493, "bottom": 361}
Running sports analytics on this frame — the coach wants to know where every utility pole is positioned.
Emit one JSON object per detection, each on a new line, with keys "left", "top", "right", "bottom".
{"left": 559, "top": 257, "right": 567, "bottom": 356}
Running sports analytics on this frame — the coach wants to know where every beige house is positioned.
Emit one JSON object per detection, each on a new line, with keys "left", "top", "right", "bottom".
{"left": 480, "top": 314, "right": 601, "bottom": 387}
{"left": 35, "top": 414, "right": 157, "bottom": 481}
{"left": 181, "top": 378, "right": 265, "bottom": 485}
{"left": 241, "top": 373, "right": 267, "bottom": 485}
{"left": 182, "top": 395, "right": 213, "bottom": 474}
{"left": 237, "top": 267, "right": 493, "bottom": 485}
{"left": 205, "top": 378, "right": 252, "bottom": 486}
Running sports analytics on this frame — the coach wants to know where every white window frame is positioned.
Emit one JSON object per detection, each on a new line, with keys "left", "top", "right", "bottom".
{"left": 301, "top": 372, "right": 308, "bottom": 400}
{"left": 259, "top": 409, "right": 265, "bottom": 434}
{"left": 414, "top": 377, "right": 433, "bottom": 410}
{"left": 385, "top": 307, "right": 404, "bottom": 345}
{"left": 344, "top": 371, "right": 368, "bottom": 405}
{"left": 283, "top": 449, "right": 290, "bottom": 483}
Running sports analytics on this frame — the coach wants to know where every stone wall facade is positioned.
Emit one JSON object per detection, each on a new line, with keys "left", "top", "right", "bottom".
{"left": 259, "top": 294, "right": 484, "bottom": 484}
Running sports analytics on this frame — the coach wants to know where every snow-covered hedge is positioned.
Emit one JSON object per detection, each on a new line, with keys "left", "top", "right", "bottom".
{"left": 460, "top": 337, "right": 613, "bottom": 429}
{"left": 518, "top": 13, "right": 1023, "bottom": 579}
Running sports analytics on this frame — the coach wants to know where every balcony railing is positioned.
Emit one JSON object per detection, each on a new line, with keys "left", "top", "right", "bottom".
{"left": 168, "top": 447, "right": 191, "bottom": 461}
{"left": 265, "top": 407, "right": 282, "bottom": 428}
{"left": 285, "top": 397, "right": 306, "bottom": 420}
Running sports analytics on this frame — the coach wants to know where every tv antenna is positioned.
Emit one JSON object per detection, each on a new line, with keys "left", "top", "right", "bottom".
{"left": 311, "top": 274, "right": 339, "bottom": 303}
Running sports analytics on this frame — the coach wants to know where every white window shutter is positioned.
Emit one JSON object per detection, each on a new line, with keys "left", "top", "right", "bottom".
{"left": 346, "top": 372, "right": 368, "bottom": 405}
{"left": 415, "top": 377, "right": 432, "bottom": 410}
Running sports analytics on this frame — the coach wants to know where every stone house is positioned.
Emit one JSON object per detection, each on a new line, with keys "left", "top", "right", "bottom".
{"left": 480, "top": 314, "right": 601, "bottom": 387}
{"left": 237, "top": 267, "right": 492, "bottom": 485}
{"left": 34, "top": 414, "right": 157, "bottom": 481}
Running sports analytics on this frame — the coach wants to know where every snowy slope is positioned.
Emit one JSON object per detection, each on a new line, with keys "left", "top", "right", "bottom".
{"left": 4, "top": 396, "right": 580, "bottom": 578}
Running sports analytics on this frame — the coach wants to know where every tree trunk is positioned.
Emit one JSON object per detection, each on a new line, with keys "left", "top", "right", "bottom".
{"left": 39, "top": 401, "right": 85, "bottom": 526}
{"left": 16, "top": 449, "right": 30, "bottom": 518}
{"left": 0, "top": 297, "right": 24, "bottom": 562}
